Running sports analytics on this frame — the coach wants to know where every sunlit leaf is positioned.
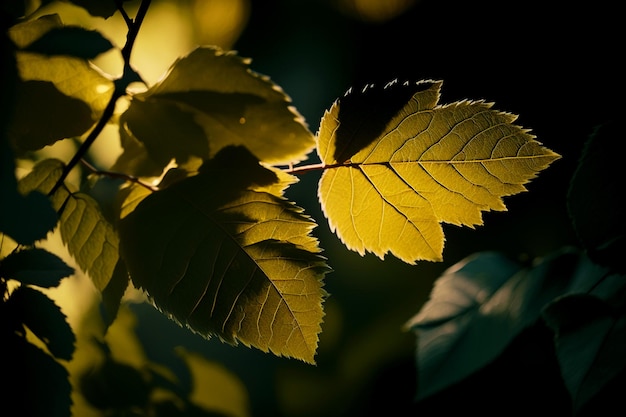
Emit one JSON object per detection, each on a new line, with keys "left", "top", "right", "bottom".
{"left": 115, "top": 46, "right": 315, "bottom": 177}
{"left": 0, "top": 247, "right": 74, "bottom": 287}
{"left": 62, "top": 0, "right": 122, "bottom": 19}
{"left": 7, "top": 285, "right": 75, "bottom": 360}
{"left": 7, "top": 14, "right": 62, "bottom": 48}
{"left": 406, "top": 249, "right": 604, "bottom": 401}
{"left": 119, "top": 146, "right": 329, "bottom": 363}
{"left": 317, "top": 80, "right": 560, "bottom": 263}
{"left": 24, "top": 26, "right": 114, "bottom": 59}
{"left": 15, "top": 52, "right": 114, "bottom": 118}
{"left": 18, "top": 159, "right": 119, "bottom": 291}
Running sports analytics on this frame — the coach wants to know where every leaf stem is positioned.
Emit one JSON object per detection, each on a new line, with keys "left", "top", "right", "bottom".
{"left": 283, "top": 161, "right": 362, "bottom": 175}
{"left": 80, "top": 159, "right": 157, "bottom": 192}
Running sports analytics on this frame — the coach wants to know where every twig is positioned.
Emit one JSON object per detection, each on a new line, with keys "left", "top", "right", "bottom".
{"left": 80, "top": 159, "right": 157, "bottom": 192}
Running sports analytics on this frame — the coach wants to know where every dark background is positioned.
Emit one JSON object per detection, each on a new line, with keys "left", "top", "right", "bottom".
{"left": 133, "top": 0, "right": 623, "bottom": 415}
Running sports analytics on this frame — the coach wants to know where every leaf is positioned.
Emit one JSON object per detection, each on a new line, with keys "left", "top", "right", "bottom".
{"left": 0, "top": 247, "right": 74, "bottom": 287}
{"left": 118, "top": 146, "right": 329, "bottom": 363}
{"left": 114, "top": 46, "right": 315, "bottom": 177}
{"left": 100, "top": 259, "right": 131, "bottom": 328}
{"left": 175, "top": 347, "right": 251, "bottom": 417}
{"left": 23, "top": 26, "right": 114, "bottom": 59}
{"left": 317, "top": 80, "right": 560, "bottom": 263}
{"left": 568, "top": 121, "right": 625, "bottom": 272}
{"left": 9, "top": 80, "right": 94, "bottom": 152}
{"left": 15, "top": 51, "right": 114, "bottom": 118}
{"left": 18, "top": 159, "right": 119, "bottom": 291}
{"left": 405, "top": 249, "right": 601, "bottom": 401}
{"left": 5, "top": 332, "right": 72, "bottom": 417}
{"left": 7, "top": 285, "right": 76, "bottom": 360}
{"left": 63, "top": 0, "right": 122, "bottom": 19}
{"left": 7, "top": 14, "right": 62, "bottom": 48}
{"left": 542, "top": 274, "right": 626, "bottom": 412}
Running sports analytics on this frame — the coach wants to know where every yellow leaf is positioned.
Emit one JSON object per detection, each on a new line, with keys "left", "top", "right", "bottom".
{"left": 119, "top": 146, "right": 329, "bottom": 363}
{"left": 317, "top": 80, "right": 560, "bottom": 263}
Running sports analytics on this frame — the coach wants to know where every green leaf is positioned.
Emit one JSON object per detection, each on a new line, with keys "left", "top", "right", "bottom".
{"left": 317, "top": 80, "right": 560, "bottom": 263}
{"left": 24, "top": 26, "right": 114, "bottom": 59}
{"left": 7, "top": 14, "right": 62, "bottom": 48}
{"left": 100, "top": 259, "right": 130, "bottom": 328}
{"left": 18, "top": 159, "right": 119, "bottom": 291}
{"left": 0, "top": 247, "right": 74, "bottom": 287}
{"left": 9, "top": 80, "right": 94, "bottom": 152}
{"left": 115, "top": 46, "right": 315, "bottom": 176}
{"left": 543, "top": 274, "right": 626, "bottom": 413}
{"left": 7, "top": 285, "right": 76, "bottom": 360}
{"left": 568, "top": 121, "right": 625, "bottom": 272}
{"left": 63, "top": 0, "right": 122, "bottom": 19}
{"left": 406, "top": 249, "right": 600, "bottom": 401}
{"left": 15, "top": 51, "right": 115, "bottom": 118}
{"left": 119, "top": 146, "right": 329, "bottom": 363}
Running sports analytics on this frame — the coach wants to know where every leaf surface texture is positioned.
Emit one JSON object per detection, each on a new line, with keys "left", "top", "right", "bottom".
{"left": 119, "top": 147, "right": 329, "bottom": 363}
{"left": 317, "top": 80, "right": 560, "bottom": 263}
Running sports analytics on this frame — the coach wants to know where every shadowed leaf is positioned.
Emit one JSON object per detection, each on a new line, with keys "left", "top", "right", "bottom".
{"left": 317, "top": 80, "right": 560, "bottom": 263}
{"left": 406, "top": 249, "right": 605, "bottom": 401}
{"left": 9, "top": 80, "right": 94, "bottom": 152}
{"left": 7, "top": 285, "right": 75, "bottom": 360}
{"left": 119, "top": 146, "right": 329, "bottom": 363}
{"left": 543, "top": 274, "right": 626, "bottom": 413}
{"left": 115, "top": 46, "right": 315, "bottom": 177}
{"left": 0, "top": 247, "right": 74, "bottom": 287}
{"left": 18, "top": 159, "right": 119, "bottom": 291}
{"left": 24, "top": 26, "right": 114, "bottom": 59}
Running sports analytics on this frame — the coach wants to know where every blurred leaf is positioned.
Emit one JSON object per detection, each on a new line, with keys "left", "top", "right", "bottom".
{"left": 406, "top": 249, "right": 604, "bottom": 400}
{"left": 175, "top": 347, "right": 251, "bottom": 417}
{"left": 317, "top": 80, "right": 560, "bottom": 264}
{"left": 6, "top": 332, "right": 72, "bottom": 417}
{"left": 18, "top": 159, "right": 119, "bottom": 291}
{"left": 0, "top": 247, "right": 74, "bottom": 287}
{"left": 568, "top": 121, "right": 625, "bottom": 272}
{"left": 119, "top": 146, "right": 329, "bottom": 363}
{"left": 24, "top": 26, "right": 114, "bottom": 59}
{"left": 62, "top": 0, "right": 122, "bottom": 19}
{"left": 115, "top": 46, "right": 315, "bottom": 176}
{"left": 15, "top": 51, "right": 114, "bottom": 118}
{"left": 7, "top": 285, "right": 75, "bottom": 360}
{"left": 7, "top": 14, "right": 62, "bottom": 48}
{"left": 543, "top": 274, "right": 626, "bottom": 413}
{"left": 9, "top": 80, "right": 94, "bottom": 152}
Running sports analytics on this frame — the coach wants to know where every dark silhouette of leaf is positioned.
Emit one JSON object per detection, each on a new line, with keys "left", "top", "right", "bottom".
{"left": 116, "top": 46, "right": 315, "bottom": 177}
{"left": 100, "top": 259, "right": 130, "bottom": 328}
{"left": 0, "top": 247, "right": 74, "bottom": 287}
{"left": 318, "top": 80, "right": 560, "bottom": 263}
{"left": 406, "top": 249, "right": 602, "bottom": 401}
{"left": 119, "top": 146, "right": 329, "bottom": 363}
{"left": 568, "top": 121, "right": 625, "bottom": 272}
{"left": 9, "top": 80, "right": 94, "bottom": 152}
{"left": 5, "top": 332, "right": 72, "bottom": 417}
{"left": 543, "top": 274, "right": 626, "bottom": 413}
{"left": 18, "top": 159, "right": 119, "bottom": 290}
{"left": 65, "top": 0, "right": 121, "bottom": 19}
{"left": 23, "top": 26, "right": 114, "bottom": 59}
{"left": 6, "top": 285, "right": 75, "bottom": 360}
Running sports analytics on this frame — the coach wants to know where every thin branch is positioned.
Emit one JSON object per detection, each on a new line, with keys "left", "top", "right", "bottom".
{"left": 114, "top": 0, "right": 133, "bottom": 27}
{"left": 283, "top": 161, "right": 361, "bottom": 175}
{"left": 80, "top": 159, "right": 157, "bottom": 192}
{"left": 49, "top": 0, "right": 152, "bottom": 195}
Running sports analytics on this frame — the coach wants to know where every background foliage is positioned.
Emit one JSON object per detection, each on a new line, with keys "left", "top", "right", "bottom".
{"left": 1, "top": 0, "right": 623, "bottom": 416}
